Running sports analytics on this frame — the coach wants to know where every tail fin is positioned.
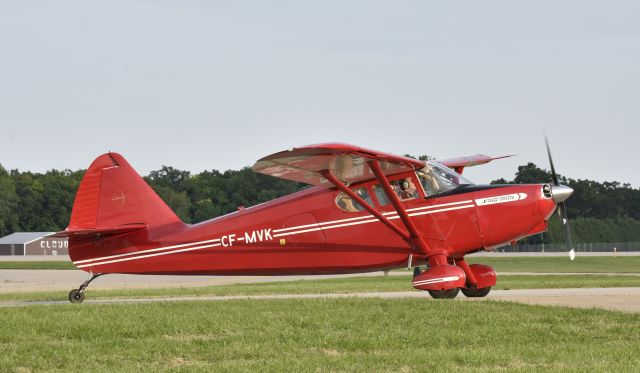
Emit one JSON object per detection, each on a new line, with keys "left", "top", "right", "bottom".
{"left": 65, "top": 152, "right": 184, "bottom": 235}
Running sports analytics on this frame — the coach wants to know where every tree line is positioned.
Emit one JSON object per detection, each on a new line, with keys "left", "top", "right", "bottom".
{"left": 0, "top": 161, "right": 638, "bottom": 243}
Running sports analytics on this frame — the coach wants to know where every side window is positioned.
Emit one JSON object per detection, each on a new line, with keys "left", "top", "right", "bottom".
{"left": 335, "top": 187, "right": 372, "bottom": 212}
{"left": 373, "top": 185, "right": 389, "bottom": 206}
{"left": 373, "top": 178, "right": 419, "bottom": 206}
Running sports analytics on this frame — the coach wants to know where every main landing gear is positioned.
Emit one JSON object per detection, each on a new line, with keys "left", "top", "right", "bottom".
{"left": 420, "top": 279, "right": 491, "bottom": 299}
{"left": 68, "top": 273, "right": 103, "bottom": 304}
{"left": 412, "top": 257, "right": 496, "bottom": 300}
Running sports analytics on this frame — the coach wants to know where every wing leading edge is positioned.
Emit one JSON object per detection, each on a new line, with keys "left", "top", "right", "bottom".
{"left": 253, "top": 143, "right": 426, "bottom": 186}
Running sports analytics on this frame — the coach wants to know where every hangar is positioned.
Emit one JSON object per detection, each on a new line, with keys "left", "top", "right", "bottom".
{"left": 0, "top": 232, "right": 68, "bottom": 256}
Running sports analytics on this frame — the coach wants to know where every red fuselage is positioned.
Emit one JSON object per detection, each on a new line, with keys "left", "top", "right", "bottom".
{"left": 69, "top": 170, "right": 556, "bottom": 275}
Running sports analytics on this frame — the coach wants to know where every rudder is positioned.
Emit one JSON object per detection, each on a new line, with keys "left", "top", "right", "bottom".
{"left": 67, "top": 152, "right": 184, "bottom": 233}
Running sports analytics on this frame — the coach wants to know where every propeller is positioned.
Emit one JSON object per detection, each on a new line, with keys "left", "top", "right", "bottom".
{"left": 545, "top": 137, "right": 575, "bottom": 260}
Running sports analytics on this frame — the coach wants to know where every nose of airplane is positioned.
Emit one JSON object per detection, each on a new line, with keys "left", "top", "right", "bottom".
{"left": 551, "top": 184, "right": 574, "bottom": 203}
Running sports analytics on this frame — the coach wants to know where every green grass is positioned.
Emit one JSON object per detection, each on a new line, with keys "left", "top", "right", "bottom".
{"left": 1, "top": 298, "right": 639, "bottom": 372}
{"left": 496, "top": 274, "right": 640, "bottom": 290}
{"left": 2, "top": 274, "right": 640, "bottom": 303}
{"left": 467, "top": 256, "right": 640, "bottom": 273}
{"left": 0, "top": 261, "right": 75, "bottom": 270}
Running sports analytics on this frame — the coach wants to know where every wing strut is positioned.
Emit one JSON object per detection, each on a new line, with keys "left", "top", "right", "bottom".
{"left": 368, "top": 160, "right": 434, "bottom": 258}
{"left": 321, "top": 170, "right": 411, "bottom": 241}
{"left": 322, "top": 161, "right": 443, "bottom": 259}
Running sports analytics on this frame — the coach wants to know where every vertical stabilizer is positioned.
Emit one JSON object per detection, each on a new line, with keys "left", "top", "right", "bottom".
{"left": 67, "top": 153, "right": 184, "bottom": 233}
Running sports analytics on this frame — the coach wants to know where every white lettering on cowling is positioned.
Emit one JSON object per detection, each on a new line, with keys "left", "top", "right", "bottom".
{"left": 475, "top": 193, "right": 527, "bottom": 206}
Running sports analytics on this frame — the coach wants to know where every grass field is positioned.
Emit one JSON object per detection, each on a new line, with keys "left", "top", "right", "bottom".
{"left": 0, "top": 261, "right": 75, "bottom": 270}
{"left": 2, "top": 274, "right": 640, "bottom": 303}
{"left": 1, "top": 298, "right": 639, "bottom": 372}
{"left": 466, "top": 256, "right": 640, "bottom": 273}
{"left": 2, "top": 255, "right": 639, "bottom": 272}
{"left": 1, "top": 257, "right": 639, "bottom": 371}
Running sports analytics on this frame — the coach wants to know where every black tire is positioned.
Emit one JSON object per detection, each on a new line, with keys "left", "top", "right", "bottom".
{"left": 461, "top": 287, "right": 491, "bottom": 298}
{"left": 427, "top": 288, "right": 460, "bottom": 299}
{"left": 68, "top": 289, "right": 85, "bottom": 304}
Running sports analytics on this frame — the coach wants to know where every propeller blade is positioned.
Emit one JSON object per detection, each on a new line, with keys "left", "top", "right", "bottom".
{"left": 546, "top": 137, "right": 574, "bottom": 260}
{"left": 557, "top": 202, "right": 575, "bottom": 261}
{"left": 545, "top": 136, "right": 559, "bottom": 186}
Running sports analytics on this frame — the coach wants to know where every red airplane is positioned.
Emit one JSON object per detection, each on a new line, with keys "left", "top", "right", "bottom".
{"left": 60, "top": 142, "right": 574, "bottom": 303}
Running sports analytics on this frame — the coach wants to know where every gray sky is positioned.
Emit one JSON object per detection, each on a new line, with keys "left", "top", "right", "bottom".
{"left": 1, "top": 1, "right": 638, "bottom": 186}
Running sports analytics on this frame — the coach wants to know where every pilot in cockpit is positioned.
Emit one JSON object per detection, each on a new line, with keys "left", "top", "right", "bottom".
{"left": 398, "top": 178, "right": 418, "bottom": 200}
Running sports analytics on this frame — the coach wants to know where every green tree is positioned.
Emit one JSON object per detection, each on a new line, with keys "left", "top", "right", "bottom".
{"left": 150, "top": 185, "right": 192, "bottom": 223}
{"left": 0, "top": 164, "right": 19, "bottom": 235}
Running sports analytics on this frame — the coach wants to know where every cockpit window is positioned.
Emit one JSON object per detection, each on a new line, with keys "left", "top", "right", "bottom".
{"left": 373, "top": 185, "right": 389, "bottom": 206}
{"left": 417, "top": 161, "right": 473, "bottom": 197}
{"left": 373, "top": 178, "right": 419, "bottom": 206}
{"left": 336, "top": 187, "right": 372, "bottom": 212}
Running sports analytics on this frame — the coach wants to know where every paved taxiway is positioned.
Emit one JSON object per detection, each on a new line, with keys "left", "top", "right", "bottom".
{"left": 1, "top": 268, "right": 640, "bottom": 312}
{"left": 2, "top": 253, "right": 639, "bottom": 311}
{"left": 4, "top": 269, "right": 640, "bottom": 294}
{"left": 1, "top": 288, "right": 640, "bottom": 313}
{"left": 0, "top": 269, "right": 402, "bottom": 293}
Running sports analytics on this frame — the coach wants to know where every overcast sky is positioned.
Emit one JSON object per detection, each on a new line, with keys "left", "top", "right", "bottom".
{"left": 1, "top": 1, "right": 638, "bottom": 186}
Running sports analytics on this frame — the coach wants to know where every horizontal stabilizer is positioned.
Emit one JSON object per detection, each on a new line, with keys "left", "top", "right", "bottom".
{"left": 51, "top": 223, "right": 147, "bottom": 238}
{"left": 436, "top": 154, "right": 515, "bottom": 174}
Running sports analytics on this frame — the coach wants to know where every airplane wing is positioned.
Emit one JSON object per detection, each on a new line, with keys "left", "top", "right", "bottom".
{"left": 436, "top": 154, "right": 514, "bottom": 174}
{"left": 253, "top": 143, "right": 426, "bottom": 186}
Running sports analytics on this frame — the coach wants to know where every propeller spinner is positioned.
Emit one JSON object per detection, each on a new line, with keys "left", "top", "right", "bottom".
{"left": 545, "top": 137, "right": 575, "bottom": 260}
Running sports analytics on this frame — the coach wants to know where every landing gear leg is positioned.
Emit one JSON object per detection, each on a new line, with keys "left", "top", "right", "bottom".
{"left": 413, "top": 266, "right": 422, "bottom": 277}
{"left": 68, "top": 273, "right": 103, "bottom": 304}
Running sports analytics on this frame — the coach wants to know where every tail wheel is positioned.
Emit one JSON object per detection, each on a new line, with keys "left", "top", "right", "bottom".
{"left": 427, "top": 288, "right": 460, "bottom": 299}
{"left": 461, "top": 287, "right": 491, "bottom": 298}
{"left": 68, "top": 289, "right": 85, "bottom": 304}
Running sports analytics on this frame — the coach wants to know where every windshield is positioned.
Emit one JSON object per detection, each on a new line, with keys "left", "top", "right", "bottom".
{"left": 417, "top": 161, "right": 474, "bottom": 197}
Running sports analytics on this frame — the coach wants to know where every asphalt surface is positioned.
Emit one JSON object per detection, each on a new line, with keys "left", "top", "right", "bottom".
{"left": 1, "top": 269, "right": 640, "bottom": 312}
{"left": 4, "top": 269, "right": 640, "bottom": 294}
{"left": 0, "top": 270, "right": 400, "bottom": 293}
{"left": 1, "top": 253, "right": 639, "bottom": 312}
{"left": 1, "top": 287, "right": 640, "bottom": 313}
